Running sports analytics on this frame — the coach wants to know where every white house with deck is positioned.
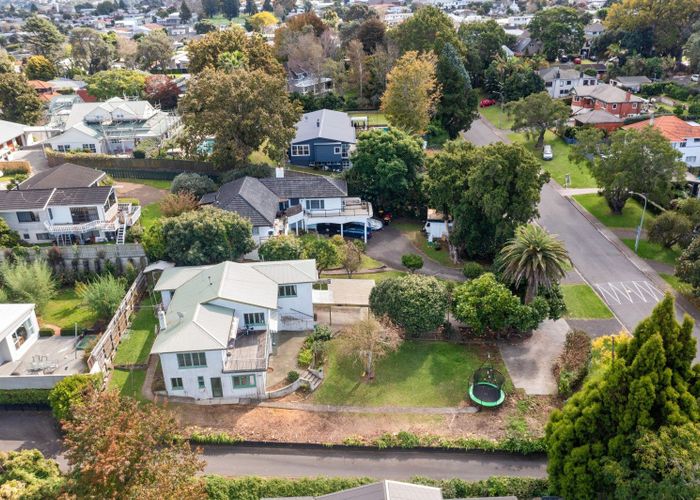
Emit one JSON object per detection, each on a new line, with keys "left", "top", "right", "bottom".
{"left": 151, "top": 259, "right": 318, "bottom": 401}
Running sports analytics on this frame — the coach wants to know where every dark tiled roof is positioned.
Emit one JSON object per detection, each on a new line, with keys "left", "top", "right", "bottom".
{"left": 19, "top": 163, "right": 105, "bottom": 190}
{"left": 0, "top": 189, "right": 54, "bottom": 211}
{"left": 260, "top": 176, "right": 347, "bottom": 198}
{"left": 50, "top": 186, "right": 113, "bottom": 205}
{"left": 209, "top": 177, "right": 278, "bottom": 226}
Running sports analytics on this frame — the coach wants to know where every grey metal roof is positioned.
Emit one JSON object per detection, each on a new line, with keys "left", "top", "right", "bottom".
{"left": 260, "top": 176, "right": 347, "bottom": 199}
{"left": 318, "top": 480, "right": 443, "bottom": 499}
{"left": 19, "top": 163, "right": 105, "bottom": 190}
{"left": 0, "top": 189, "right": 54, "bottom": 211}
{"left": 0, "top": 119, "right": 27, "bottom": 144}
{"left": 572, "top": 83, "right": 645, "bottom": 103}
{"left": 614, "top": 76, "right": 652, "bottom": 85}
{"left": 50, "top": 186, "right": 113, "bottom": 206}
{"left": 292, "top": 109, "right": 356, "bottom": 144}
{"left": 573, "top": 108, "right": 623, "bottom": 124}
{"left": 539, "top": 67, "right": 581, "bottom": 81}
{"left": 208, "top": 177, "right": 279, "bottom": 226}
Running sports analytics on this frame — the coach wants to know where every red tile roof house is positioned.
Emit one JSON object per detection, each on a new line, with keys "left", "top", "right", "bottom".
{"left": 624, "top": 115, "right": 700, "bottom": 196}
{"left": 571, "top": 83, "right": 647, "bottom": 131}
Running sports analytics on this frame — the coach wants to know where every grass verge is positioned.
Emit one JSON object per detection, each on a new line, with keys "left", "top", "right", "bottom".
{"left": 312, "top": 341, "right": 511, "bottom": 407}
{"left": 621, "top": 239, "right": 680, "bottom": 267}
{"left": 562, "top": 284, "right": 614, "bottom": 320}
{"left": 321, "top": 270, "right": 406, "bottom": 283}
{"left": 573, "top": 194, "right": 655, "bottom": 229}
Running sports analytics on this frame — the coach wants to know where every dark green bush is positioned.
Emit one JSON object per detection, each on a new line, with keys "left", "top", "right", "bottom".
{"left": 48, "top": 373, "right": 101, "bottom": 422}
{"left": 401, "top": 253, "right": 424, "bottom": 273}
{"left": 462, "top": 262, "right": 485, "bottom": 279}
{"left": 133, "top": 149, "right": 146, "bottom": 159}
{"left": 39, "top": 328, "right": 55, "bottom": 337}
{"left": 552, "top": 329, "right": 592, "bottom": 398}
{"left": 286, "top": 370, "right": 300, "bottom": 383}
{"left": 0, "top": 389, "right": 51, "bottom": 406}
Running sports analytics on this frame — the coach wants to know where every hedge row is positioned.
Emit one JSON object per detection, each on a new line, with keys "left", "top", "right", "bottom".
{"left": 188, "top": 430, "right": 244, "bottom": 445}
{"left": 204, "top": 475, "right": 550, "bottom": 500}
{"left": 0, "top": 389, "right": 51, "bottom": 405}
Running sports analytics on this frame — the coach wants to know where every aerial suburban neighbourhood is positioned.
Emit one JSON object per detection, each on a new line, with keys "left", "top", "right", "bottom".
{"left": 0, "top": 0, "right": 699, "bottom": 497}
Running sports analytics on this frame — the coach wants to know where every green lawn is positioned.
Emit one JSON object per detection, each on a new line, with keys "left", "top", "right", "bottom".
{"left": 533, "top": 133, "right": 596, "bottom": 188}
{"left": 112, "top": 298, "right": 158, "bottom": 366}
{"left": 479, "top": 105, "right": 513, "bottom": 130}
{"left": 348, "top": 110, "right": 389, "bottom": 127}
{"left": 41, "top": 288, "right": 97, "bottom": 329}
{"left": 139, "top": 202, "right": 162, "bottom": 229}
{"left": 109, "top": 368, "right": 147, "bottom": 401}
{"left": 573, "top": 194, "right": 655, "bottom": 229}
{"left": 313, "top": 341, "right": 511, "bottom": 407}
{"left": 360, "top": 254, "right": 384, "bottom": 270}
{"left": 321, "top": 270, "right": 406, "bottom": 283}
{"left": 621, "top": 239, "right": 681, "bottom": 267}
{"left": 116, "top": 178, "right": 171, "bottom": 190}
{"left": 562, "top": 284, "right": 614, "bottom": 320}
{"left": 393, "top": 219, "right": 462, "bottom": 268}
{"left": 660, "top": 273, "right": 693, "bottom": 295}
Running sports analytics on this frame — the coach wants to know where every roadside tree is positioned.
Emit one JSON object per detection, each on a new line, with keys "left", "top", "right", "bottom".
{"left": 648, "top": 211, "right": 693, "bottom": 248}
{"left": 507, "top": 92, "right": 570, "bottom": 149}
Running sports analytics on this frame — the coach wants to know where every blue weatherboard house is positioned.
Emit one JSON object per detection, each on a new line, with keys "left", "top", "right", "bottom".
{"left": 289, "top": 109, "right": 356, "bottom": 171}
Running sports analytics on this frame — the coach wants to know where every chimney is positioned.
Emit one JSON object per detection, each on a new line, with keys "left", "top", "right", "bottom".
{"left": 316, "top": 118, "right": 320, "bottom": 128}
{"left": 157, "top": 310, "right": 167, "bottom": 331}
{"left": 625, "top": 91, "right": 631, "bottom": 102}
{"left": 275, "top": 167, "right": 284, "bottom": 178}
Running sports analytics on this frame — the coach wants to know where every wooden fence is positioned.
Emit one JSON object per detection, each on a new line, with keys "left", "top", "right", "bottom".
{"left": 88, "top": 271, "right": 148, "bottom": 373}
{"left": 45, "top": 150, "right": 218, "bottom": 176}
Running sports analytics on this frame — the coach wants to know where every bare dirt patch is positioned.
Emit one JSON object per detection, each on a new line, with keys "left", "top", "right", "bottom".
{"left": 168, "top": 393, "right": 559, "bottom": 444}
{"left": 115, "top": 181, "right": 167, "bottom": 205}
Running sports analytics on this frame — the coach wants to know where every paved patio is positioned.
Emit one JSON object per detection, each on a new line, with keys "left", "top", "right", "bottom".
{"left": 0, "top": 336, "right": 86, "bottom": 376}
{"left": 267, "top": 331, "right": 308, "bottom": 387}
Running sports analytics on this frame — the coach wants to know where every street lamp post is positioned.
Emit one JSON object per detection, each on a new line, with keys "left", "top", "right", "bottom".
{"left": 632, "top": 192, "right": 648, "bottom": 254}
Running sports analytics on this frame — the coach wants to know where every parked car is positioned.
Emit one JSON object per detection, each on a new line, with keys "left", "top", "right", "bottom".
{"left": 315, "top": 223, "right": 373, "bottom": 240}
{"left": 367, "top": 218, "right": 384, "bottom": 231}
{"left": 480, "top": 98, "right": 497, "bottom": 107}
{"left": 692, "top": 74, "right": 700, "bottom": 82}
{"left": 543, "top": 145, "right": 553, "bottom": 161}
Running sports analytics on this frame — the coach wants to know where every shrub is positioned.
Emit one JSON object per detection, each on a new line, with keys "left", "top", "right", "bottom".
{"left": 0, "top": 217, "right": 21, "bottom": 247}
{"left": 369, "top": 274, "right": 448, "bottom": 336}
{"left": 259, "top": 235, "right": 304, "bottom": 261}
{"left": 462, "top": 262, "right": 485, "bottom": 279}
{"left": 39, "top": 328, "right": 55, "bottom": 337}
{"left": 159, "top": 192, "right": 199, "bottom": 217}
{"left": 401, "top": 253, "right": 424, "bottom": 273}
{"left": 48, "top": 373, "right": 101, "bottom": 422}
{"left": 0, "top": 260, "right": 57, "bottom": 314}
{"left": 188, "top": 429, "right": 243, "bottom": 445}
{"left": 0, "top": 450, "right": 64, "bottom": 499}
{"left": 552, "top": 329, "right": 592, "bottom": 398}
{"left": 219, "top": 163, "right": 272, "bottom": 183}
{"left": 75, "top": 274, "right": 127, "bottom": 321}
{"left": 0, "top": 389, "right": 51, "bottom": 406}
{"left": 648, "top": 211, "right": 693, "bottom": 249}
{"left": 126, "top": 223, "right": 144, "bottom": 243}
{"left": 286, "top": 370, "right": 300, "bottom": 383}
{"left": 297, "top": 347, "right": 313, "bottom": 368}
{"left": 170, "top": 172, "right": 217, "bottom": 197}
{"left": 676, "top": 235, "right": 700, "bottom": 295}
{"left": 133, "top": 149, "right": 146, "bottom": 159}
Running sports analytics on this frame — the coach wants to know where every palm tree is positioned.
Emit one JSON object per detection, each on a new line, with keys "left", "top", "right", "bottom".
{"left": 498, "top": 225, "right": 571, "bottom": 304}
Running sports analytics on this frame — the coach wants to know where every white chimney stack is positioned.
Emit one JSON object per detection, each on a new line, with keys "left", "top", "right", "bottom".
{"left": 275, "top": 167, "right": 284, "bottom": 178}
{"left": 157, "top": 310, "right": 167, "bottom": 331}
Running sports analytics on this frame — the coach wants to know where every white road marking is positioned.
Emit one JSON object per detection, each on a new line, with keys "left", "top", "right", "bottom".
{"left": 594, "top": 281, "right": 663, "bottom": 306}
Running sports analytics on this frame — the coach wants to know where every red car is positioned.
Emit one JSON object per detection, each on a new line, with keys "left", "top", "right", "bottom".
{"left": 480, "top": 98, "right": 497, "bottom": 107}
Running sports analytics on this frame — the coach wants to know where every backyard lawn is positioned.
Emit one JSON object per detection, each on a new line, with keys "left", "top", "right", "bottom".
{"left": 621, "top": 239, "right": 681, "bottom": 267}
{"left": 573, "top": 194, "right": 655, "bottom": 229}
{"left": 562, "top": 284, "right": 614, "bottom": 320}
{"left": 116, "top": 178, "right": 172, "bottom": 190}
{"left": 112, "top": 298, "right": 158, "bottom": 366}
{"left": 109, "top": 368, "right": 147, "bottom": 401}
{"left": 41, "top": 288, "right": 97, "bottom": 329}
{"left": 348, "top": 110, "right": 389, "bottom": 127}
{"left": 312, "top": 341, "right": 511, "bottom": 407}
{"left": 139, "top": 202, "right": 162, "bottom": 229}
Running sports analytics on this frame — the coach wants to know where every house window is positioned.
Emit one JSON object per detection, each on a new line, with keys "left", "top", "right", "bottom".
{"left": 611, "top": 104, "right": 618, "bottom": 110}
{"left": 35, "top": 233, "right": 51, "bottom": 240}
{"left": 16, "top": 211, "right": 38, "bottom": 223}
{"left": 110, "top": 139, "right": 121, "bottom": 144}
{"left": 566, "top": 80, "right": 571, "bottom": 85}
{"left": 291, "top": 144, "right": 310, "bottom": 156}
{"left": 197, "top": 376, "right": 205, "bottom": 389}
{"left": 176, "top": 352, "right": 207, "bottom": 368}
{"left": 334, "top": 146, "right": 341, "bottom": 155}
{"left": 70, "top": 207, "right": 99, "bottom": 224}
{"left": 545, "top": 81, "right": 553, "bottom": 87}
{"left": 232, "top": 374, "right": 256, "bottom": 388}
{"left": 82, "top": 143, "right": 96, "bottom": 153}
{"left": 243, "top": 312, "right": 265, "bottom": 326}
{"left": 252, "top": 226, "right": 260, "bottom": 236}
{"left": 681, "top": 141, "right": 688, "bottom": 148}
{"left": 278, "top": 284, "right": 297, "bottom": 298}
{"left": 22, "top": 233, "right": 30, "bottom": 240}
{"left": 11, "top": 319, "right": 32, "bottom": 349}
{"left": 48, "top": 208, "right": 53, "bottom": 219}
{"left": 305, "top": 199, "right": 325, "bottom": 210}
{"left": 694, "top": 138, "right": 700, "bottom": 142}
{"left": 559, "top": 89, "right": 568, "bottom": 95}
{"left": 687, "top": 156, "right": 697, "bottom": 163}
{"left": 170, "top": 378, "right": 184, "bottom": 390}
{"left": 56, "top": 145, "right": 71, "bottom": 152}
{"left": 632, "top": 103, "right": 637, "bottom": 109}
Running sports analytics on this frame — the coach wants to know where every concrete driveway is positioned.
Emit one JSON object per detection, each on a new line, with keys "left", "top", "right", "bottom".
{"left": 12, "top": 149, "right": 49, "bottom": 175}
{"left": 366, "top": 225, "right": 464, "bottom": 281}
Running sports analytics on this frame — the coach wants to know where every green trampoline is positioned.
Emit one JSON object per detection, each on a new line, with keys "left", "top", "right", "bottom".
{"left": 468, "top": 361, "right": 506, "bottom": 408}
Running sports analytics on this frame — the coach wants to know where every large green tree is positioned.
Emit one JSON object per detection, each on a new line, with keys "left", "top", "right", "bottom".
{"left": 507, "top": 91, "right": 570, "bottom": 149}
{"left": 369, "top": 274, "right": 448, "bottom": 336}
{"left": 498, "top": 225, "right": 571, "bottom": 304}
{"left": 570, "top": 127, "right": 685, "bottom": 213}
{"left": 546, "top": 295, "right": 700, "bottom": 498}
{"left": 24, "top": 55, "right": 56, "bottom": 80}
{"left": 136, "top": 30, "right": 173, "bottom": 71}
{"left": 179, "top": 66, "right": 301, "bottom": 167}
{"left": 458, "top": 20, "right": 513, "bottom": 84}
{"left": 0, "top": 73, "right": 43, "bottom": 125}
{"left": 483, "top": 56, "right": 545, "bottom": 103}
{"left": 221, "top": 0, "right": 240, "bottom": 19}
{"left": 425, "top": 140, "right": 547, "bottom": 259}
{"left": 156, "top": 206, "right": 256, "bottom": 265}
{"left": 436, "top": 42, "right": 478, "bottom": 139}
{"left": 528, "top": 7, "right": 585, "bottom": 61}
{"left": 22, "top": 15, "right": 64, "bottom": 61}
{"left": 69, "top": 28, "right": 115, "bottom": 74}
{"left": 346, "top": 128, "right": 425, "bottom": 213}
{"left": 390, "top": 5, "right": 463, "bottom": 56}
{"left": 179, "top": 0, "right": 192, "bottom": 22}
{"left": 86, "top": 69, "right": 147, "bottom": 100}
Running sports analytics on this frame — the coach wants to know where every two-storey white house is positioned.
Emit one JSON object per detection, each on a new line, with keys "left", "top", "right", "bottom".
{"left": 623, "top": 115, "right": 700, "bottom": 168}
{"left": 200, "top": 169, "right": 373, "bottom": 243}
{"left": 0, "top": 163, "right": 140, "bottom": 244}
{"left": 539, "top": 67, "right": 598, "bottom": 98}
{"left": 151, "top": 259, "right": 318, "bottom": 401}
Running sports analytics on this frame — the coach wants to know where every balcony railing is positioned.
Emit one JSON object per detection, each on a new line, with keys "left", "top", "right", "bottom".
{"left": 44, "top": 204, "right": 141, "bottom": 234}
{"left": 304, "top": 202, "right": 373, "bottom": 218}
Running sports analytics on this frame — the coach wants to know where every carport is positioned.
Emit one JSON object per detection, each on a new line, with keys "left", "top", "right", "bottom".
{"left": 312, "top": 278, "right": 375, "bottom": 327}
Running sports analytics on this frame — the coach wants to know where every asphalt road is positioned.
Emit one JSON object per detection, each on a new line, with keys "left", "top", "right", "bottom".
{"left": 0, "top": 411, "right": 546, "bottom": 479}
